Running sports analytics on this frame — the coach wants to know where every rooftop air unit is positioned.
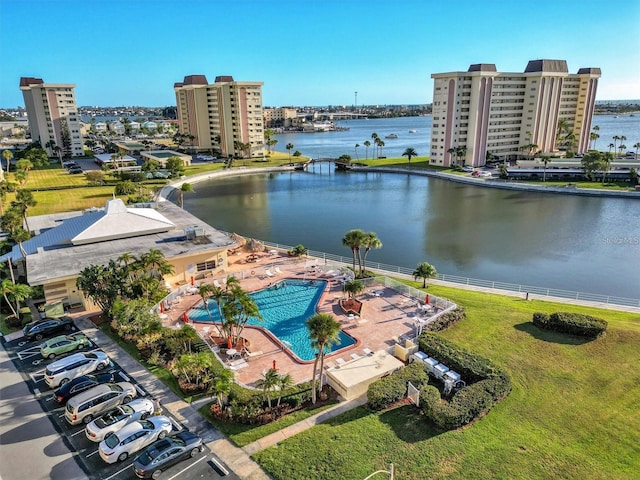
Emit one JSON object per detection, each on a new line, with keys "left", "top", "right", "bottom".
{"left": 424, "top": 357, "right": 439, "bottom": 374}
{"left": 410, "top": 351, "right": 429, "bottom": 364}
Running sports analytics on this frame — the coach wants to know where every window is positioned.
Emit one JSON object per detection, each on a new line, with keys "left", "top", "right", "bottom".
{"left": 196, "top": 261, "right": 216, "bottom": 272}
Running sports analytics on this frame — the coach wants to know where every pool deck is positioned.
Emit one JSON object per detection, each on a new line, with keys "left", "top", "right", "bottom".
{"left": 161, "top": 250, "right": 435, "bottom": 389}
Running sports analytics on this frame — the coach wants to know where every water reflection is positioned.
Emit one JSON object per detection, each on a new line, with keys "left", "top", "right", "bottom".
{"left": 185, "top": 170, "right": 640, "bottom": 299}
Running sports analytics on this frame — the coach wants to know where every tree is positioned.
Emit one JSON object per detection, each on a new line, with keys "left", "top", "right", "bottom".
{"left": 601, "top": 152, "right": 613, "bottom": 184}
{"left": 286, "top": 142, "right": 294, "bottom": 162}
{"left": 370, "top": 133, "right": 379, "bottom": 160}
{"left": 361, "top": 231, "right": 382, "bottom": 276}
{"left": 343, "top": 279, "right": 364, "bottom": 299}
{"left": 276, "top": 372, "right": 293, "bottom": 407}
{"left": 363, "top": 140, "right": 371, "bottom": 160}
{"left": 306, "top": 313, "right": 341, "bottom": 404}
{"left": 402, "top": 147, "right": 418, "bottom": 166}
{"left": 590, "top": 132, "right": 600, "bottom": 150}
{"left": 12, "top": 189, "right": 37, "bottom": 232}
{"left": 634, "top": 142, "right": 640, "bottom": 159}
{"left": 165, "top": 156, "right": 185, "bottom": 177}
{"left": 342, "top": 229, "right": 365, "bottom": 274}
{"left": 85, "top": 170, "right": 104, "bottom": 186}
{"left": 447, "top": 147, "right": 457, "bottom": 165}
{"left": 618, "top": 136, "right": 627, "bottom": 157}
{"left": 0, "top": 278, "right": 32, "bottom": 319}
{"left": 581, "top": 150, "right": 607, "bottom": 181}
{"left": 2, "top": 149, "right": 13, "bottom": 174}
{"left": 456, "top": 146, "right": 468, "bottom": 166}
{"left": 413, "top": 262, "right": 437, "bottom": 288}
{"left": 541, "top": 156, "right": 552, "bottom": 182}
{"left": 208, "top": 369, "right": 234, "bottom": 408}
{"left": 256, "top": 368, "right": 280, "bottom": 410}
{"left": 179, "top": 182, "right": 194, "bottom": 208}
{"left": 60, "top": 118, "right": 72, "bottom": 158}
{"left": 354, "top": 143, "right": 360, "bottom": 160}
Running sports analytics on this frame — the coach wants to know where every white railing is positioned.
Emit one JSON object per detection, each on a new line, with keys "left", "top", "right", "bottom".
{"left": 225, "top": 235, "right": 640, "bottom": 309}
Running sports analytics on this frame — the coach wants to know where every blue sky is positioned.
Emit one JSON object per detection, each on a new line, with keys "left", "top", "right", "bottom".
{"left": 1, "top": 0, "right": 639, "bottom": 108}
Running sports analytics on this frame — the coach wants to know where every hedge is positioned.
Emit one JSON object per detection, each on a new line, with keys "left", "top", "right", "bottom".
{"left": 532, "top": 311, "right": 608, "bottom": 338}
{"left": 367, "top": 362, "right": 428, "bottom": 411}
{"left": 425, "top": 306, "right": 466, "bottom": 332}
{"left": 417, "top": 333, "right": 512, "bottom": 430}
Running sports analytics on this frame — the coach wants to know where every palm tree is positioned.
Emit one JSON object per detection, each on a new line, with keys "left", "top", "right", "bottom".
{"left": 208, "top": 369, "right": 234, "bottom": 408}
{"left": 0, "top": 278, "right": 32, "bottom": 319}
{"left": 12, "top": 189, "right": 36, "bottom": 232}
{"left": 342, "top": 229, "right": 365, "bottom": 275}
{"left": 256, "top": 368, "right": 280, "bottom": 410}
{"left": 456, "top": 146, "right": 468, "bottom": 166}
{"left": 286, "top": 143, "right": 294, "bottom": 162}
{"left": 541, "top": 156, "right": 552, "bottom": 182}
{"left": 370, "top": 133, "right": 379, "bottom": 159}
{"left": 179, "top": 182, "right": 194, "bottom": 208}
{"left": 608, "top": 143, "right": 615, "bottom": 153}
{"left": 361, "top": 231, "right": 382, "bottom": 276}
{"left": 618, "top": 144, "right": 627, "bottom": 159}
{"left": 612, "top": 135, "right": 620, "bottom": 156}
{"left": 447, "top": 147, "right": 457, "bottom": 166}
{"left": 377, "top": 139, "right": 385, "bottom": 158}
{"left": 590, "top": 132, "right": 600, "bottom": 150}
{"left": 343, "top": 279, "right": 365, "bottom": 299}
{"left": 619, "top": 136, "right": 627, "bottom": 157}
{"left": 634, "top": 142, "right": 640, "bottom": 158}
{"left": 363, "top": 140, "right": 371, "bottom": 160}
{"left": 413, "top": 262, "right": 437, "bottom": 288}
{"left": 556, "top": 119, "right": 571, "bottom": 150}
{"left": 602, "top": 152, "right": 613, "bottom": 184}
{"left": 354, "top": 143, "right": 360, "bottom": 160}
{"left": 402, "top": 147, "right": 418, "bottom": 166}
{"left": 276, "top": 372, "right": 294, "bottom": 407}
{"left": 306, "top": 313, "right": 341, "bottom": 403}
{"left": 2, "top": 149, "right": 13, "bottom": 174}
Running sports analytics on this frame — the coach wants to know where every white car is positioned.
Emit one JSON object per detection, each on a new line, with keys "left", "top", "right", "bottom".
{"left": 462, "top": 166, "right": 474, "bottom": 172}
{"left": 86, "top": 398, "right": 159, "bottom": 442}
{"left": 98, "top": 415, "right": 173, "bottom": 464}
{"left": 44, "top": 351, "right": 110, "bottom": 388}
{"left": 479, "top": 171, "right": 493, "bottom": 177}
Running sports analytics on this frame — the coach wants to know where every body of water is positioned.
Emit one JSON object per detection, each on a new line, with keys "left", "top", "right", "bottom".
{"left": 274, "top": 114, "right": 640, "bottom": 160}
{"left": 184, "top": 167, "right": 640, "bottom": 300}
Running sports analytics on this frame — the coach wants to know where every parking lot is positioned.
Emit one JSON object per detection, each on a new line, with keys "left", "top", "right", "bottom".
{"left": 2, "top": 323, "right": 239, "bottom": 480}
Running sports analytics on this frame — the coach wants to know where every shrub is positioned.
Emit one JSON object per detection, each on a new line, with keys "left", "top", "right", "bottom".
{"left": 532, "top": 312, "right": 549, "bottom": 329}
{"left": 419, "top": 384, "right": 442, "bottom": 417}
{"left": 426, "top": 307, "right": 466, "bottom": 332}
{"left": 538, "top": 312, "right": 608, "bottom": 338}
{"left": 367, "top": 362, "right": 428, "bottom": 411}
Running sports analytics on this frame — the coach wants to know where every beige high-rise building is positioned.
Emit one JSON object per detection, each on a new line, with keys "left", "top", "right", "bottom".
{"left": 20, "top": 77, "right": 84, "bottom": 157}
{"left": 174, "top": 75, "right": 264, "bottom": 158}
{"left": 264, "top": 107, "right": 298, "bottom": 128}
{"left": 430, "top": 60, "right": 600, "bottom": 167}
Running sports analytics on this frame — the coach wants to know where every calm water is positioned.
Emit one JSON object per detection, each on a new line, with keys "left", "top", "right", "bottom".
{"left": 187, "top": 279, "right": 355, "bottom": 361}
{"left": 185, "top": 167, "right": 640, "bottom": 300}
{"left": 274, "top": 114, "right": 640, "bottom": 160}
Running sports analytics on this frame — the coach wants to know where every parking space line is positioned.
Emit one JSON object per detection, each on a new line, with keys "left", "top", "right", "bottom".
{"left": 134, "top": 385, "right": 146, "bottom": 397}
{"left": 209, "top": 456, "right": 229, "bottom": 476}
{"left": 70, "top": 429, "right": 87, "bottom": 437}
{"left": 167, "top": 454, "right": 209, "bottom": 480}
{"left": 118, "top": 372, "right": 130, "bottom": 382}
{"left": 86, "top": 449, "right": 100, "bottom": 458}
{"left": 102, "top": 463, "right": 131, "bottom": 480}
{"left": 169, "top": 418, "right": 182, "bottom": 431}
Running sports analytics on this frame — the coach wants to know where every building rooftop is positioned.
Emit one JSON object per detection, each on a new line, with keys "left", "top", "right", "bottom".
{"left": 2, "top": 199, "right": 235, "bottom": 285}
{"left": 524, "top": 59, "right": 569, "bottom": 73}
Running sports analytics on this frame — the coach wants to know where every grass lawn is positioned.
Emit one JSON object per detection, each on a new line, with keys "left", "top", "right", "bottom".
{"left": 525, "top": 180, "right": 636, "bottom": 191}
{"left": 253, "top": 286, "right": 640, "bottom": 480}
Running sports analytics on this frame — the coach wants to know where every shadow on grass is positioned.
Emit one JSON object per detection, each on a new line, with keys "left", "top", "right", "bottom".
{"left": 514, "top": 322, "right": 594, "bottom": 345}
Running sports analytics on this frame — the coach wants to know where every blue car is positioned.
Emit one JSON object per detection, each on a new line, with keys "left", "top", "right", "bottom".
{"left": 54, "top": 371, "right": 117, "bottom": 404}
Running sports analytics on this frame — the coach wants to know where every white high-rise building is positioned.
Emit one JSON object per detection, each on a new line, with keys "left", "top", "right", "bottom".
{"left": 174, "top": 75, "right": 264, "bottom": 158}
{"left": 19, "top": 77, "right": 84, "bottom": 157}
{"left": 430, "top": 60, "right": 601, "bottom": 167}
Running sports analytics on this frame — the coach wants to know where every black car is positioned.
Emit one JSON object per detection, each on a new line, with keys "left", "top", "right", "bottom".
{"left": 23, "top": 316, "right": 74, "bottom": 341}
{"left": 68, "top": 167, "right": 84, "bottom": 174}
{"left": 53, "top": 371, "right": 118, "bottom": 404}
{"left": 132, "top": 431, "right": 204, "bottom": 479}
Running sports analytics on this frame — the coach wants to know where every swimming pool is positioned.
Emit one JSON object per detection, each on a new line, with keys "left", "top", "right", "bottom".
{"left": 188, "top": 278, "right": 356, "bottom": 361}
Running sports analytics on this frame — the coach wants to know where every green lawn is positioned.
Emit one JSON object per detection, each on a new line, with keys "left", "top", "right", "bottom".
{"left": 253, "top": 286, "right": 640, "bottom": 480}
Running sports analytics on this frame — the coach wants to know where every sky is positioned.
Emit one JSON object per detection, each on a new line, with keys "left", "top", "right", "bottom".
{"left": 1, "top": 0, "right": 639, "bottom": 108}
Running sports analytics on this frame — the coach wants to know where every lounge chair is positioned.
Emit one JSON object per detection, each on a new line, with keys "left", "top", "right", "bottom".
{"left": 265, "top": 269, "right": 275, "bottom": 277}
{"left": 213, "top": 280, "right": 222, "bottom": 288}
{"left": 363, "top": 348, "right": 373, "bottom": 356}
{"left": 274, "top": 266, "right": 282, "bottom": 274}
{"left": 229, "top": 359, "right": 249, "bottom": 370}
{"left": 350, "top": 353, "right": 361, "bottom": 361}
{"left": 335, "top": 357, "right": 346, "bottom": 366}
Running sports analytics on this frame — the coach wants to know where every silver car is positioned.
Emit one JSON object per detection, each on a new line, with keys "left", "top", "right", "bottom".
{"left": 98, "top": 415, "right": 173, "bottom": 464}
{"left": 44, "top": 351, "right": 110, "bottom": 388}
{"left": 86, "top": 398, "right": 159, "bottom": 442}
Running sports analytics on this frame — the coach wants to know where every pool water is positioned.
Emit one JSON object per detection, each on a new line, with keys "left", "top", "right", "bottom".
{"left": 188, "top": 278, "right": 356, "bottom": 361}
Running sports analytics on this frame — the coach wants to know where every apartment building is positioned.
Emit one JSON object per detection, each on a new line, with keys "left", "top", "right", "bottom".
{"left": 174, "top": 75, "right": 264, "bottom": 158}
{"left": 264, "top": 107, "right": 298, "bottom": 128}
{"left": 430, "top": 60, "right": 600, "bottom": 167}
{"left": 19, "top": 77, "right": 84, "bottom": 157}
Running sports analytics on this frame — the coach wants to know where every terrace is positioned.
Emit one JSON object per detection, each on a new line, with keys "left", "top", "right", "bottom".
{"left": 156, "top": 249, "right": 455, "bottom": 390}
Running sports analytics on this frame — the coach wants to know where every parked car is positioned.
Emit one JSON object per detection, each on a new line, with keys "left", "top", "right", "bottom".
{"left": 86, "top": 398, "right": 159, "bottom": 442}
{"left": 63, "top": 161, "right": 78, "bottom": 168}
{"left": 65, "top": 382, "right": 137, "bottom": 425}
{"left": 23, "top": 316, "right": 74, "bottom": 342}
{"left": 44, "top": 351, "right": 111, "bottom": 388}
{"left": 99, "top": 416, "right": 173, "bottom": 464}
{"left": 40, "top": 333, "right": 91, "bottom": 359}
{"left": 479, "top": 171, "right": 493, "bottom": 177}
{"left": 132, "top": 431, "right": 204, "bottom": 479}
{"left": 54, "top": 371, "right": 118, "bottom": 404}
{"left": 462, "top": 166, "right": 474, "bottom": 172}
{"left": 68, "top": 167, "right": 84, "bottom": 174}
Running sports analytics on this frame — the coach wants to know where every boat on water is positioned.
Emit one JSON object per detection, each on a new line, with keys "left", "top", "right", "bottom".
{"left": 409, "top": 129, "right": 417, "bottom": 133}
{"left": 385, "top": 133, "right": 398, "bottom": 139}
